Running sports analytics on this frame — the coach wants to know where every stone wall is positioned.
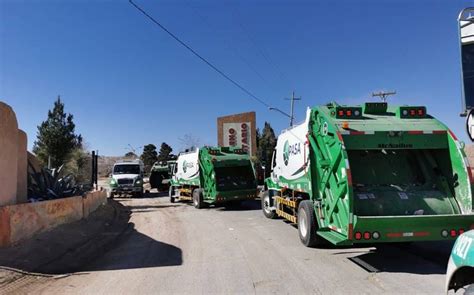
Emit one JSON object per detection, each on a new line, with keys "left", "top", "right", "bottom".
{"left": 0, "top": 102, "right": 20, "bottom": 206}
{"left": 17, "top": 130, "right": 28, "bottom": 204}
{"left": 0, "top": 190, "right": 107, "bottom": 247}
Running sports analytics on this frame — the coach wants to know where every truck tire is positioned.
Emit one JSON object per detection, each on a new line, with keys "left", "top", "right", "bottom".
{"left": 134, "top": 191, "right": 143, "bottom": 198}
{"left": 298, "top": 200, "right": 322, "bottom": 247}
{"left": 193, "top": 188, "right": 205, "bottom": 209}
{"left": 261, "top": 191, "right": 276, "bottom": 219}
{"left": 169, "top": 186, "right": 175, "bottom": 203}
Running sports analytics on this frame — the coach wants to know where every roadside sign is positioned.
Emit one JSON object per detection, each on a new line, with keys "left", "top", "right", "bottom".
{"left": 459, "top": 8, "right": 474, "bottom": 114}
{"left": 467, "top": 109, "right": 474, "bottom": 141}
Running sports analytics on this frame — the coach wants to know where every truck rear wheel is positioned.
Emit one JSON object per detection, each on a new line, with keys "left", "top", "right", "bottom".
{"left": 298, "top": 200, "right": 322, "bottom": 247}
{"left": 169, "top": 187, "right": 175, "bottom": 203}
{"left": 261, "top": 191, "right": 276, "bottom": 219}
{"left": 193, "top": 188, "right": 205, "bottom": 209}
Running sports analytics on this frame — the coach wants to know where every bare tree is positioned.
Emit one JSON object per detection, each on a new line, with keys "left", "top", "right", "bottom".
{"left": 179, "top": 133, "right": 200, "bottom": 152}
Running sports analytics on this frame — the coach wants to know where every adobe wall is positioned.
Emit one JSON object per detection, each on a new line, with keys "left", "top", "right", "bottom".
{"left": 0, "top": 102, "right": 19, "bottom": 206}
{"left": 17, "top": 130, "right": 28, "bottom": 203}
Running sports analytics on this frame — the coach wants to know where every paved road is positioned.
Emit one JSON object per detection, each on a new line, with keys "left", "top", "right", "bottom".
{"left": 23, "top": 194, "right": 453, "bottom": 294}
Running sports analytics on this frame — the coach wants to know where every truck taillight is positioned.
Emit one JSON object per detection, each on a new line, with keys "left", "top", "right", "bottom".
{"left": 354, "top": 231, "right": 380, "bottom": 240}
{"left": 441, "top": 229, "right": 449, "bottom": 238}
{"left": 335, "top": 107, "right": 362, "bottom": 119}
{"left": 355, "top": 232, "right": 362, "bottom": 240}
{"left": 372, "top": 231, "right": 380, "bottom": 240}
{"left": 399, "top": 106, "right": 427, "bottom": 118}
{"left": 450, "top": 229, "right": 457, "bottom": 237}
{"left": 363, "top": 232, "right": 371, "bottom": 240}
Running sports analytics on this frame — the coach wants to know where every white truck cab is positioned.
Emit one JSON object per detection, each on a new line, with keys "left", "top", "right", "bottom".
{"left": 109, "top": 159, "right": 144, "bottom": 198}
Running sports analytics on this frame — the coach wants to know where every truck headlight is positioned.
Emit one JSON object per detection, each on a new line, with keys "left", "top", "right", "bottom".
{"left": 135, "top": 179, "right": 142, "bottom": 186}
{"left": 110, "top": 178, "right": 118, "bottom": 187}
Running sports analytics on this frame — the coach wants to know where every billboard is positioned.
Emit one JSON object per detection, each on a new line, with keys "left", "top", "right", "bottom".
{"left": 217, "top": 112, "right": 256, "bottom": 156}
{"left": 459, "top": 8, "right": 474, "bottom": 112}
{"left": 222, "top": 122, "right": 252, "bottom": 151}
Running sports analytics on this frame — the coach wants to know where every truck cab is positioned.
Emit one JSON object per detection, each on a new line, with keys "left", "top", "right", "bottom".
{"left": 109, "top": 159, "right": 144, "bottom": 198}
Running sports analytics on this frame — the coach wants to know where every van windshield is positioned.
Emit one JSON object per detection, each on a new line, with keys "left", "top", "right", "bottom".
{"left": 113, "top": 164, "right": 140, "bottom": 175}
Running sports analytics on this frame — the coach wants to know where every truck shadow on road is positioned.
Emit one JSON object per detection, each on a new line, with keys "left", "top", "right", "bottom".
{"left": 127, "top": 204, "right": 181, "bottom": 213}
{"left": 79, "top": 222, "right": 183, "bottom": 272}
{"left": 342, "top": 242, "right": 454, "bottom": 275}
{"left": 214, "top": 199, "right": 262, "bottom": 212}
{"left": 0, "top": 201, "right": 182, "bottom": 275}
{"left": 283, "top": 219, "right": 451, "bottom": 275}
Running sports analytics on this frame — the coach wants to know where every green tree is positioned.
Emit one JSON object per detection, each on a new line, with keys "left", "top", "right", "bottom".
{"left": 257, "top": 122, "right": 277, "bottom": 173}
{"left": 157, "top": 142, "right": 173, "bottom": 162}
{"left": 64, "top": 147, "right": 91, "bottom": 183}
{"left": 140, "top": 144, "right": 158, "bottom": 172}
{"left": 33, "top": 96, "right": 82, "bottom": 168}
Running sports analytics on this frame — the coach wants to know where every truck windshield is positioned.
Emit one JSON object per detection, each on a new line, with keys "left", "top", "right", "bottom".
{"left": 215, "top": 165, "right": 255, "bottom": 191}
{"left": 113, "top": 165, "right": 140, "bottom": 175}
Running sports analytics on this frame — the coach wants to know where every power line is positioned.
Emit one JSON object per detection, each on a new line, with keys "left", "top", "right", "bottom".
{"left": 128, "top": 0, "right": 271, "bottom": 109}
{"left": 184, "top": 0, "right": 273, "bottom": 89}
{"left": 230, "top": 4, "right": 294, "bottom": 91}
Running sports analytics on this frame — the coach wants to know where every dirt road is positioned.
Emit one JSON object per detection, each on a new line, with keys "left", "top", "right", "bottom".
{"left": 19, "top": 194, "right": 453, "bottom": 294}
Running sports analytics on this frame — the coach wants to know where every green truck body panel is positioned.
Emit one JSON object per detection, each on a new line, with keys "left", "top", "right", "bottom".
{"left": 172, "top": 147, "right": 258, "bottom": 204}
{"left": 149, "top": 161, "right": 175, "bottom": 190}
{"left": 266, "top": 102, "right": 474, "bottom": 245}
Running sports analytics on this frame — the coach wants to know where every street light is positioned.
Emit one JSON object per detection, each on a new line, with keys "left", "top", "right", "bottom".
{"left": 268, "top": 107, "right": 291, "bottom": 118}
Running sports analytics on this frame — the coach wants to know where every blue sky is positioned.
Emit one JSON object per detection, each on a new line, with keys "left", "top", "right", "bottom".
{"left": 1, "top": 0, "right": 472, "bottom": 155}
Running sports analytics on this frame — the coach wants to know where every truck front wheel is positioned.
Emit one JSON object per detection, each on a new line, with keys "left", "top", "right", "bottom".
{"left": 193, "top": 188, "right": 205, "bottom": 209}
{"left": 261, "top": 191, "right": 276, "bottom": 219}
{"left": 298, "top": 200, "right": 322, "bottom": 247}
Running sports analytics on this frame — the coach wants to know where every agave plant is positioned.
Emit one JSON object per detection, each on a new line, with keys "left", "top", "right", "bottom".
{"left": 27, "top": 162, "right": 82, "bottom": 201}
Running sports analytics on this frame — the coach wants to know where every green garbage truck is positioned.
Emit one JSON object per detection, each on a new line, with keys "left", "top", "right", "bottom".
{"left": 149, "top": 160, "right": 175, "bottom": 191}
{"left": 262, "top": 102, "right": 474, "bottom": 247}
{"left": 169, "top": 146, "right": 258, "bottom": 208}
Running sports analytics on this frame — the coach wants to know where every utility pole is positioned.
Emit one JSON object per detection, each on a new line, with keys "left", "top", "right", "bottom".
{"left": 285, "top": 91, "right": 302, "bottom": 126}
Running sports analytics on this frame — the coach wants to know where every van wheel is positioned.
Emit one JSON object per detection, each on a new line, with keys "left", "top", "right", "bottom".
{"left": 261, "top": 191, "right": 276, "bottom": 219}
{"left": 193, "top": 188, "right": 204, "bottom": 209}
{"left": 466, "top": 284, "right": 474, "bottom": 295}
{"left": 298, "top": 200, "right": 323, "bottom": 247}
{"left": 169, "top": 187, "right": 175, "bottom": 203}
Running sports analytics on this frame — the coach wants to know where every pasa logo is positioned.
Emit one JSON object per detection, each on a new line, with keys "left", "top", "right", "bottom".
{"left": 182, "top": 160, "right": 194, "bottom": 173}
{"left": 283, "top": 140, "right": 301, "bottom": 166}
{"left": 283, "top": 141, "right": 290, "bottom": 166}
